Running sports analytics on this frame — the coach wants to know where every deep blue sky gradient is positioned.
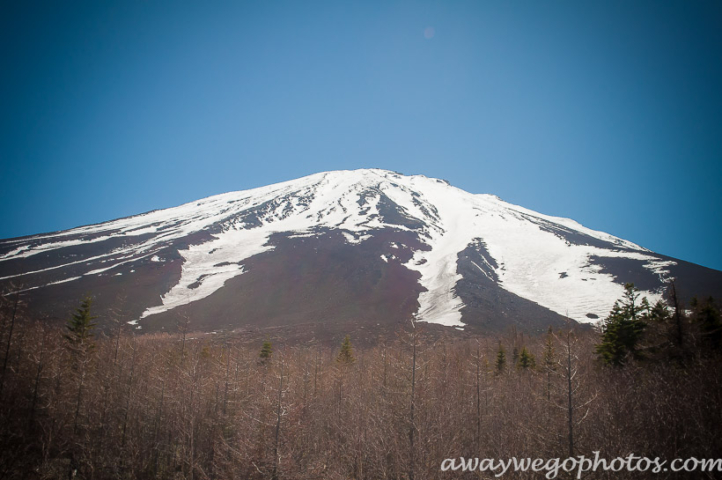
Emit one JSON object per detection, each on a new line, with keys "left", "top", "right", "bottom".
{"left": 2, "top": 1, "right": 721, "bottom": 270}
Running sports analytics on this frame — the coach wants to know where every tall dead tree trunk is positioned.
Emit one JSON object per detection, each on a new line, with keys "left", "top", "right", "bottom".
{"left": 223, "top": 347, "right": 230, "bottom": 417}
{"left": 271, "top": 358, "right": 284, "bottom": 480}
{"left": 28, "top": 324, "right": 48, "bottom": 432}
{"left": 313, "top": 349, "right": 318, "bottom": 398}
{"left": 153, "top": 381, "right": 165, "bottom": 476}
{"left": 121, "top": 345, "right": 137, "bottom": 450}
{"left": 475, "top": 340, "right": 482, "bottom": 449}
{"left": 565, "top": 329, "right": 574, "bottom": 458}
{"left": 409, "top": 328, "right": 417, "bottom": 480}
{"left": 669, "top": 282, "right": 686, "bottom": 352}
{"left": 0, "top": 289, "right": 21, "bottom": 398}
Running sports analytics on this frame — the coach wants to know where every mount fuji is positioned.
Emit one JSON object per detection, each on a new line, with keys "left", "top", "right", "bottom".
{"left": 2, "top": 169, "right": 720, "bottom": 336}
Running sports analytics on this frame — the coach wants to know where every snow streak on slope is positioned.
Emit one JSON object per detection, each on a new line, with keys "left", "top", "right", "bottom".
{"left": 377, "top": 175, "right": 674, "bottom": 325}
{"left": 460, "top": 200, "right": 672, "bottom": 321}
{"left": 0, "top": 169, "right": 675, "bottom": 326}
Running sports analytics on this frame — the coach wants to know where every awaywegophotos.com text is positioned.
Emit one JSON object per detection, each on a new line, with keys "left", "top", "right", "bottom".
{"left": 440, "top": 453, "right": 722, "bottom": 478}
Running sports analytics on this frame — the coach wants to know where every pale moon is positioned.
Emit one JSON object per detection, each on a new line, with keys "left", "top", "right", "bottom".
{"left": 424, "top": 27, "right": 435, "bottom": 39}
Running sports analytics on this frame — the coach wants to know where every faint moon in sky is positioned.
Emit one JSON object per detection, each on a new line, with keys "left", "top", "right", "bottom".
{"left": 424, "top": 27, "right": 435, "bottom": 39}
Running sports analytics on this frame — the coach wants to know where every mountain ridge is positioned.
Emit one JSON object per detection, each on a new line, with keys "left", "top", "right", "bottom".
{"left": 1, "top": 168, "right": 720, "bottom": 335}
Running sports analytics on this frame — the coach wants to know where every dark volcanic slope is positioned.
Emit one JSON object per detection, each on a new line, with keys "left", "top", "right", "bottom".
{"left": 138, "top": 229, "right": 427, "bottom": 333}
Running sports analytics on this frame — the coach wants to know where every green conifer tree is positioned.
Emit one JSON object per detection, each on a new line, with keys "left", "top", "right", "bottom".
{"left": 543, "top": 327, "right": 557, "bottom": 399}
{"left": 517, "top": 346, "right": 536, "bottom": 370}
{"left": 495, "top": 341, "right": 506, "bottom": 374}
{"left": 64, "top": 296, "right": 97, "bottom": 359}
{"left": 64, "top": 296, "right": 98, "bottom": 469}
{"left": 596, "top": 283, "right": 648, "bottom": 366}
{"left": 337, "top": 335, "right": 355, "bottom": 364}
{"left": 259, "top": 340, "right": 273, "bottom": 363}
{"left": 543, "top": 327, "right": 556, "bottom": 370}
{"left": 645, "top": 300, "right": 673, "bottom": 358}
{"left": 692, "top": 296, "right": 722, "bottom": 351}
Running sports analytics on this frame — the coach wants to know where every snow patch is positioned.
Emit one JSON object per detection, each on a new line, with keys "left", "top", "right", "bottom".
{"left": 342, "top": 232, "right": 372, "bottom": 244}
{"left": 46, "top": 276, "right": 83, "bottom": 286}
{"left": 140, "top": 228, "right": 272, "bottom": 319}
{"left": 0, "top": 236, "right": 113, "bottom": 260}
{"left": 286, "top": 231, "right": 316, "bottom": 239}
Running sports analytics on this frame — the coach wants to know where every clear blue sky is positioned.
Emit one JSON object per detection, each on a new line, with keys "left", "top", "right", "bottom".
{"left": 2, "top": 1, "right": 721, "bottom": 271}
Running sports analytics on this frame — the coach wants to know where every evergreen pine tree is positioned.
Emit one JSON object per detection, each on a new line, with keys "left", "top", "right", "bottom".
{"left": 692, "top": 296, "right": 722, "bottom": 351}
{"left": 64, "top": 296, "right": 98, "bottom": 474}
{"left": 543, "top": 327, "right": 556, "bottom": 370}
{"left": 666, "top": 282, "right": 687, "bottom": 355}
{"left": 517, "top": 346, "right": 536, "bottom": 370}
{"left": 64, "top": 296, "right": 97, "bottom": 359}
{"left": 649, "top": 299, "right": 671, "bottom": 322}
{"left": 259, "top": 340, "right": 273, "bottom": 363}
{"left": 596, "top": 283, "right": 648, "bottom": 366}
{"left": 645, "top": 300, "right": 674, "bottom": 358}
{"left": 495, "top": 342, "right": 506, "bottom": 374}
{"left": 337, "top": 335, "right": 355, "bottom": 364}
{"left": 543, "top": 327, "right": 557, "bottom": 400}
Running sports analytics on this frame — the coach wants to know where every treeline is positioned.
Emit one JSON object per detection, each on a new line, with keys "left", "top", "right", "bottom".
{"left": 0, "top": 286, "right": 720, "bottom": 479}
{"left": 596, "top": 283, "right": 722, "bottom": 367}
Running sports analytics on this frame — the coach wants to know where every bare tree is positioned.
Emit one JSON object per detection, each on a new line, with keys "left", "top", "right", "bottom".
{"left": 0, "top": 285, "right": 23, "bottom": 398}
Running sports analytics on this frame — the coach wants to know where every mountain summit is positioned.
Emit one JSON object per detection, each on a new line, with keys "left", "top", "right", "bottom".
{"left": 1, "top": 169, "right": 720, "bottom": 335}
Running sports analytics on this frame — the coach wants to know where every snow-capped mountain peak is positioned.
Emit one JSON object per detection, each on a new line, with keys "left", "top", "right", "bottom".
{"left": 1, "top": 169, "right": 714, "bottom": 334}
